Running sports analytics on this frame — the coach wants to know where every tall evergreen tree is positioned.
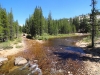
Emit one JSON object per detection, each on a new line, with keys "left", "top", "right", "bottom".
{"left": 14, "top": 20, "right": 19, "bottom": 38}
{"left": 48, "top": 12, "right": 53, "bottom": 35}
{"left": 0, "top": 6, "right": 20, "bottom": 41}
{"left": 69, "top": 18, "right": 76, "bottom": 33}
{"left": 8, "top": 9, "right": 14, "bottom": 40}
{"left": 33, "top": 6, "right": 40, "bottom": 36}
{"left": 39, "top": 7, "right": 43, "bottom": 36}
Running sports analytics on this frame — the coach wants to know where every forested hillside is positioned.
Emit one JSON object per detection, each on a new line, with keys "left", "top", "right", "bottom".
{"left": 0, "top": 6, "right": 22, "bottom": 42}
{"left": 22, "top": 6, "right": 99, "bottom": 37}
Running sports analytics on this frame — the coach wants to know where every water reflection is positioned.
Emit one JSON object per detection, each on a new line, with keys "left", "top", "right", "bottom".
{"left": 46, "top": 36, "right": 87, "bottom": 47}
{"left": 45, "top": 36, "right": 87, "bottom": 60}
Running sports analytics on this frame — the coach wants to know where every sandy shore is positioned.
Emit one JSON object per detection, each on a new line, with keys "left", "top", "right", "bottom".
{"left": 0, "top": 38, "right": 25, "bottom": 57}
{"left": 76, "top": 37, "right": 100, "bottom": 75}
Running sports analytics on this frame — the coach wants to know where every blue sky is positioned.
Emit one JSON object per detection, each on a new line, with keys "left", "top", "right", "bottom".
{"left": 0, "top": 0, "right": 100, "bottom": 25}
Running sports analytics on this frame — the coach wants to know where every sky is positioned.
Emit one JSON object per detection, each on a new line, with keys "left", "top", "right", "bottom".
{"left": 0, "top": 0, "right": 100, "bottom": 25}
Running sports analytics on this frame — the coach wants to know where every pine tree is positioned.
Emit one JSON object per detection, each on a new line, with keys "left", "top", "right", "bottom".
{"left": 39, "top": 7, "right": 43, "bottom": 36}
{"left": 33, "top": 6, "right": 40, "bottom": 36}
{"left": 14, "top": 20, "right": 19, "bottom": 38}
{"left": 43, "top": 17, "right": 48, "bottom": 33}
{"left": 8, "top": 9, "right": 14, "bottom": 40}
{"left": 48, "top": 12, "right": 53, "bottom": 35}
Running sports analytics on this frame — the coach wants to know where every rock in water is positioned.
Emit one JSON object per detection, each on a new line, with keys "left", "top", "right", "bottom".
{"left": 15, "top": 57, "right": 27, "bottom": 65}
{"left": 0, "top": 57, "right": 8, "bottom": 62}
{"left": 0, "top": 57, "right": 8, "bottom": 66}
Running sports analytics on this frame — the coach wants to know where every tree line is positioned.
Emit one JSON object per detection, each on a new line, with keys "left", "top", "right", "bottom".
{"left": 0, "top": 5, "right": 22, "bottom": 42}
{"left": 22, "top": 6, "right": 100, "bottom": 37}
{"left": 22, "top": 6, "right": 76, "bottom": 37}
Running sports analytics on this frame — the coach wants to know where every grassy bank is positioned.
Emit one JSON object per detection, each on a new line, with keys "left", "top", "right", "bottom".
{"left": 0, "top": 41, "right": 13, "bottom": 50}
{"left": 0, "top": 37, "right": 22, "bottom": 50}
{"left": 36, "top": 33, "right": 76, "bottom": 40}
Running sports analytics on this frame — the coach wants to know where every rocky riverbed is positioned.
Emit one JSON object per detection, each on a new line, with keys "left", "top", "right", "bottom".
{"left": 0, "top": 35, "right": 100, "bottom": 75}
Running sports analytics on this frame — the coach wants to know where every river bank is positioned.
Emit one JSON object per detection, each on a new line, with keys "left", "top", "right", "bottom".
{"left": 0, "top": 33, "right": 88, "bottom": 57}
{"left": 76, "top": 37, "right": 100, "bottom": 75}
{"left": 0, "top": 38, "right": 24, "bottom": 57}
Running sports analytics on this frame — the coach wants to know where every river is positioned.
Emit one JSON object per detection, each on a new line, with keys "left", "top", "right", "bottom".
{"left": 44, "top": 35, "right": 87, "bottom": 60}
{"left": 0, "top": 35, "right": 88, "bottom": 75}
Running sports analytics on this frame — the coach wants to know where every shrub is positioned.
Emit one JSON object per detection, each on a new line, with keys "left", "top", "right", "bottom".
{"left": 26, "top": 34, "right": 32, "bottom": 39}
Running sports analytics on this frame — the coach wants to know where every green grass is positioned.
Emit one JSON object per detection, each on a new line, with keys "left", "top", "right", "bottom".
{"left": 36, "top": 33, "right": 76, "bottom": 40}
{"left": 82, "top": 36, "right": 91, "bottom": 42}
{"left": 0, "top": 37, "right": 22, "bottom": 50}
{"left": 0, "top": 41, "right": 13, "bottom": 49}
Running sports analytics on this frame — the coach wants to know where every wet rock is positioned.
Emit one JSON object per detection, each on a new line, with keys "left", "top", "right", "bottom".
{"left": 20, "top": 60, "right": 42, "bottom": 75}
{"left": 93, "top": 56, "right": 100, "bottom": 58}
{"left": 33, "top": 60, "right": 38, "bottom": 63}
{"left": 68, "top": 71, "right": 73, "bottom": 75}
{"left": 85, "top": 54, "right": 92, "bottom": 57}
{"left": 15, "top": 57, "right": 27, "bottom": 65}
{"left": 57, "top": 69, "right": 64, "bottom": 73}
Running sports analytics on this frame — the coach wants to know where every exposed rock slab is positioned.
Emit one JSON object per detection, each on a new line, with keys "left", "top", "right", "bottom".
{"left": 15, "top": 57, "right": 27, "bottom": 66}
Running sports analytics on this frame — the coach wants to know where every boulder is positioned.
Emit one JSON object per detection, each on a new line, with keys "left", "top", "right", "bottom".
{"left": 0, "top": 57, "right": 8, "bottom": 66}
{"left": 0, "top": 57, "right": 8, "bottom": 62}
{"left": 15, "top": 57, "right": 27, "bottom": 66}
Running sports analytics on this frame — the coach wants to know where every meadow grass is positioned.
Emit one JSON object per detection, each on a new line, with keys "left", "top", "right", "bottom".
{"left": 36, "top": 33, "right": 76, "bottom": 40}
{"left": 0, "top": 37, "right": 22, "bottom": 50}
{"left": 0, "top": 41, "right": 13, "bottom": 49}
